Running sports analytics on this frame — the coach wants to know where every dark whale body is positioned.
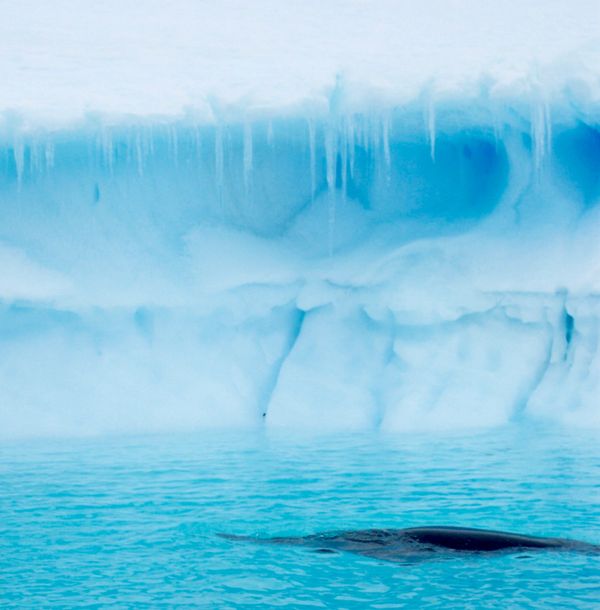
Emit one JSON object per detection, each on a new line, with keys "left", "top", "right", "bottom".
{"left": 219, "top": 526, "right": 600, "bottom": 563}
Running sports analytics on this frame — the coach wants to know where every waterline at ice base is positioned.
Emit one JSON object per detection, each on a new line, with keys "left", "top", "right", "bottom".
{"left": 0, "top": 0, "right": 599, "bottom": 439}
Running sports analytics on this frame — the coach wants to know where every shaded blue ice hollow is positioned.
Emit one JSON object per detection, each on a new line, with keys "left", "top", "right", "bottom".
{"left": 0, "top": 119, "right": 513, "bottom": 242}
{"left": 1, "top": 117, "right": 598, "bottom": 263}
{"left": 552, "top": 122, "right": 600, "bottom": 207}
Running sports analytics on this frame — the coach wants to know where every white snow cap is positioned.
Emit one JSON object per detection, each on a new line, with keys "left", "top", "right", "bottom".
{"left": 1, "top": 0, "right": 599, "bottom": 125}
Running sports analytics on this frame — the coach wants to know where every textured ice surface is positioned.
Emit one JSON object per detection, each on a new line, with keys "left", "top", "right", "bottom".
{"left": 0, "top": 1, "right": 598, "bottom": 436}
{"left": 1, "top": 0, "right": 599, "bottom": 124}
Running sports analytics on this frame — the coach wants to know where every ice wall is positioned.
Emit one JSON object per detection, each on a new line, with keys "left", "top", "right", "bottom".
{"left": 0, "top": 0, "right": 599, "bottom": 437}
{"left": 0, "top": 97, "right": 599, "bottom": 437}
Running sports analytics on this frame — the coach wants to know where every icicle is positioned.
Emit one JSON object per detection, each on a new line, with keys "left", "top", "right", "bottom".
{"left": 325, "top": 125, "right": 337, "bottom": 192}
{"left": 243, "top": 122, "right": 253, "bottom": 192}
{"left": 492, "top": 117, "right": 501, "bottom": 151}
{"left": 194, "top": 126, "right": 201, "bottom": 162}
{"left": 544, "top": 103, "right": 552, "bottom": 158}
{"left": 45, "top": 141, "right": 55, "bottom": 171}
{"left": 169, "top": 125, "right": 179, "bottom": 167}
{"left": 148, "top": 126, "right": 155, "bottom": 157}
{"left": 135, "top": 130, "right": 144, "bottom": 176}
{"left": 354, "top": 118, "right": 361, "bottom": 152}
{"left": 532, "top": 106, "right": 542, "bottom": 170}
{"left": 531, "top": 102, "right": 551, "bottom": 172}
{"left": 308, "top": 119, "right": 316, "bottom": 199}
{"left": 13, "top": 139, "right": 24, "bottom": 187}
{"left": 101, "top": 129, "right": 112, "bottom": 173}
{"left": 382, "top": 115, "right": 391, "bottom": 179}
{"left": 215, "top": 125, "right": 224, "bottom": 201}
{"left": 363, "top": 117, "right": 370, "bottom": 152}
{"left": 141, "top": 126, "right": 152, "bottom": 159}
{"left": 369, "top": 115, "right": 380, "bottom": 151}
{"left": 29, "top": 141, "right": 40, "bottom": 177}
{"left": 324, "top": 124, "right": 338, "bottom": 257}
{"left": 427, "top": 99, "right": 436, "bottom": 162}
{"left": 347, "top": 116, "right": 355, "bottom": 179}
{"left": 340, "top": 119, "right": 348, "bottom": 196}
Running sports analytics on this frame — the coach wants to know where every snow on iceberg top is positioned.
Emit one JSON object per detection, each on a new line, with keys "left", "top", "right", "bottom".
{"left": 1, "top": 0, "right": 599, "bottom": 128}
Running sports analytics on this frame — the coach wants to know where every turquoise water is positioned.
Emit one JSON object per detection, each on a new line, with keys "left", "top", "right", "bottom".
{"left": 1, "top": 426, "right": 599, "bottom": 608}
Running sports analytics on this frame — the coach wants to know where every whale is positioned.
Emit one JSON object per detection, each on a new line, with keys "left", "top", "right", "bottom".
{"left": 218, "top": 526, "right": 600, "bottom": 563}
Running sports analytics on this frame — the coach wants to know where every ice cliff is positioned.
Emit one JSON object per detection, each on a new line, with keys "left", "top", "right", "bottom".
{"left": 0, "top": 0, "right": 598, "bottom": 436}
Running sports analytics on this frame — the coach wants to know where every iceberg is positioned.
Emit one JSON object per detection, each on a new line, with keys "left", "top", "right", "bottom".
{"left": 0, "top": 0, "right": 598, "bottom": 437}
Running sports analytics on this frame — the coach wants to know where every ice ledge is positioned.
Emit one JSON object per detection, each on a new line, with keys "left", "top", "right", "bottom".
{"left": 0, "top": 292, "right": 598, "bottom": 439}
{"left": 1, "top": 84, "right": 600, "bottom": 139}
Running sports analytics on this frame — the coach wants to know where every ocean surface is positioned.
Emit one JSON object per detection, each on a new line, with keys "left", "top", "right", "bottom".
{"left": 1, "top": 425, "right": 599, "bottom": 608}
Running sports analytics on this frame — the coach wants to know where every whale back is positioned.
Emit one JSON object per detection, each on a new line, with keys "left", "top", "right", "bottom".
{"left": 398, "top": 527, "right": 563, "bottom": 551}
{"left": 218, "top": 526, "right": 600, "bottom": 561}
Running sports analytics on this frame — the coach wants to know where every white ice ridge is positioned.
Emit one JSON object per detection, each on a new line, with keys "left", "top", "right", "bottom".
{"left": 0, "top": 0, "right": 599, "bottom": 125}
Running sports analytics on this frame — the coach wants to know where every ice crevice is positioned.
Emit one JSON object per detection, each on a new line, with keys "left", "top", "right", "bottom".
{"left": 259, "top": 307, "right": 306, "bottom": 421}
{"left": 262, "top": 293, "right": 600, "bottom": 431}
